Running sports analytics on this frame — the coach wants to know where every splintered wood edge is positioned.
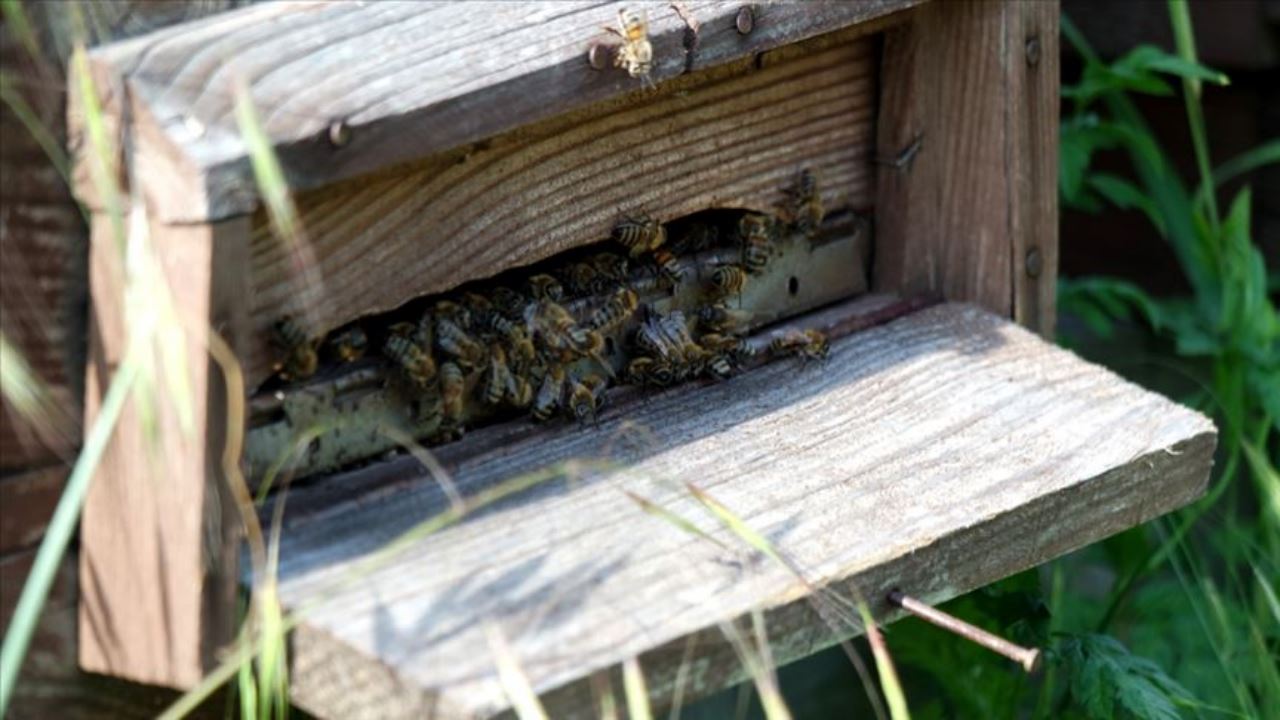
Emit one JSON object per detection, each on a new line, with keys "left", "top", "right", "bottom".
{"left": 68, "top": 0, "right": 923, "bottom": 222}
{"left": 272, "top": 303, "right": 1215, "bottom": 719}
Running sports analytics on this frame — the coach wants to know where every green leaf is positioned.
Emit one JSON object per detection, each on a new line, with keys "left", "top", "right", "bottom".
{"left": 1117, "top": 45, "right": 1229, "bottom": 86}
{"left": 1087, "top": 174, "right": 1167, "bottom": 236}
{"left": 1057, "top": 634, "right": 1199, "bottom": 720}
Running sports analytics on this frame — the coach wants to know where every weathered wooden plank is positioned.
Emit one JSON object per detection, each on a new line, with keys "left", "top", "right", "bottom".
{"left": 79, "top": 213, "right": 249, "bottom": 688}
{"left": 69, "top": 0, "right": 922, "bottom": 222}
{"left": 269, "top": 301, "right": 1215, "bottom": 719}
{"left": 872, "top": 0, "right": 1059, "bottom": 334}
{"left": 1011, "top": 3, "right": 1059, "bottom": 336}
{"left": 239, "top": 35, "right": 879, "bottom": 388}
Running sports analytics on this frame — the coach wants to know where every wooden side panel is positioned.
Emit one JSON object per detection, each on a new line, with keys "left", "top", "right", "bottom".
{"left": 270, "top": 302, "right": 1214, "bottom": 719}
{"left": 873, "top": 0, "right": 1059, "bottom": 334}
{"left": 241, "top": 37, "right": 880, "bottom": 388}
{"left": 79, "top": 214, "right": 249, "bottom": 688}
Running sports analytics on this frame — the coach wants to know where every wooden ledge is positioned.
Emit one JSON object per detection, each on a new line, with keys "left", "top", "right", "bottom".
{"left": 268, "top": 300, "right": 1215, "bottom": 719}
{"left": 68, "top": 0, "right": 922, "bottom": 222}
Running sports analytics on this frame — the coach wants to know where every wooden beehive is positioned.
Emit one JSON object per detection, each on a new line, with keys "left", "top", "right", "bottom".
{"left": 66, "top": 2, "right": 1216, "bottom": 717}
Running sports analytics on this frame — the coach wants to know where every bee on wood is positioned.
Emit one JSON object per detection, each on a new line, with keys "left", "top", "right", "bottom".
{"left": 703, "top": 351, "right": 733, "bottom": 380}
{"left": 271, "top": 316, "right": 319, "bottom": 382}
{"left": 603, "top": 7, "right": 653, "bottom": 82}
{"left": 626, "top": 356, "right": 677, "bottom": 388}
{"left": 566, "top": 373, "right": 607, "bottom": 425}
{"left": 435, "top": 315, "right": 485, "bottom": 369}
{"left": 650, "top": 247, "right": 683, "bottom": 288}
{"left": 670, "top": 222, "right": 720, "bottom": 255}
{"left": 439, "top": 361, "right": 465, "bottom": 426}
{"left": 589, "top": 252, "right": 630, "bottom": 286}
{"left": 770, "top": 328, "right": 830, "bottom": 363}
{"left": 699, "top": 332, "right": 756, "bottom": 364}
{"left": 325, "top": 325, "right": 368, "bottom": 363}
{"left": 562, "top": 262, "right": 601, "bottom": 298}
{"left": 531, "top": 365, "right": 566, "bottom": 422}
{"left": 482, "top": 344, "right": 515, "bottom": 406}
{"left": 434, "top": 299, "right": 473, "bottom": 330}
{"left": 527, "top": 300, "right": 591, "bottom": 361}
{"left": 509, "top": 374, "right": 533, "bottom": 408}
{"left": 527, "top": 274, "right": 565, "bottom": 303}
{"left": 612, "top": 212, "right": 666, "bottom": 258}
{"left": 738, "top": 213, "right": 774, "bottom": 275}
{"left": 586, "top": 287, "right": 639, "bottom": 334}
{"left": 384, "top": 323, "right": 438, "bottom": 387}
{"left": 698, "top": 303, "right": 753, "bottom": 334}
{"left": 783, "top": 168, "right": 824, "bottom": 237}
{"left": 709, "top": 264, "right": 748, "bottom": 301}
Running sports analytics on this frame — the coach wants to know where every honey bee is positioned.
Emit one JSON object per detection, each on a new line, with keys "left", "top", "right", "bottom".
{"left": 670, "top": 222, "right": 720, "bottom": 255}
{"left": 325, "top": 325, "right": 368, "bottom": 363}
{"left": 697, "top": 303, "right": 753, "bottom": 334}
{"left": 738, "top": 213, "right": 774, "bottom": 275}
{"left": 699, "top": 332, "right": 756, "bottom": 363}
{"left": 435, "top": 315, "right": 486, "bottom": 368}
{"left": 566, "top": 373, "right": 607, "bottom": 425}
{"left": 528, "top": 300, "right": 592, "bottom": 360}
{"left": 770, "top": 328, "right": 830, "bottom": 362}
{"left": 434, "top": 299, "right": 473, "bottom": 329}
{"left": 784, "top": 168, "right": 824, "bottom": 236}
{"left": 439, "top": 361, "right": 465, "bottom": 425}
{"left": 562, "top": 262, "right": 601, "bottom": 298}
{"left": 586, "top": 287, "right": 639, "bottom": 333}
{"left": 612, "top": 212, "right": 666, "bottom": 258}
{"left": 271, "top": 316, "right": 319, "bottom": 382}
{"left": 531, "top": 365, "right": 566, "bottom": 422}
{"left": 383, "top": 325, "right": 438, "bottom": 387}
{"left": 527, "top": 274, "right": 565, "bottom": 302}
{"left": 710, "top": 264, "right": 748, "bottom": 300}
{"left": 704, "top": 351, "right": 733, "bottom": 380}
{"left": 626, "top": 356, "right": 677, "bottom": 387}
{"left": 415, "top": 309, "right": 435, "bottom": 350}
{"left": 589, "top": 252, "right": 630, "bottom": 285}
{"left": 603, "top": 7, "right": 653, "bottom": 82}
{"left": 482, "top": 344, "right": 514, "bottom": 406}
{"left": 650, "top": 247, "right": 683, "bottom": 288}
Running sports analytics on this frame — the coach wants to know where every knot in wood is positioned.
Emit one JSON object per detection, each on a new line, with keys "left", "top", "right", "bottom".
{"left": 735, "top": 6, "right": 755, "bottom": 35}
{"left": 1025, "top": 36, "right": 1041, "bottom": 67}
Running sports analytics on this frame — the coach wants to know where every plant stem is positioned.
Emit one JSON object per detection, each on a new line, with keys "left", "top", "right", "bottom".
{"left": 0, "top": 354, "right": 141, "bottom": 715}
{"left": 1167, "top": 0, "right": 1220, "bottom": 230}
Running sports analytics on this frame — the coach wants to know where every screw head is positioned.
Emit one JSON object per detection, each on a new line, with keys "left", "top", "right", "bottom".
{"left": 1025, "top": 247, "right": 1043, "bottom": 278}
{"left": 587, "top": 42, "right": 611, "bottom": 70}
{"left": 736, "top": 5, "right": 754, "bottom": 35}
{"left": 327, "top": 120, "right": 352, "bottom": 148}
{"left": 1025, "top": 36, "right": 1041, "bottom": 66}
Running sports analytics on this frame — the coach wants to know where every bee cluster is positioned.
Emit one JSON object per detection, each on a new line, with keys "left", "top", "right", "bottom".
{"left": 266, "top": 170, "right": 830, "bottom": 443}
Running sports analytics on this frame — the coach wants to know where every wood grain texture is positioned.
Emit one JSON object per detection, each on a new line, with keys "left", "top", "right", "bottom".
{"left": 239, "top": 36, "right": 879, "bottom": 389}
{"left": 872, "top": 0, "right": 1059, "bottom": 335}
{"left": 269, "top": 302, "right": 1215, "bottom": 719}
{"left": 68, "top": 0, "right": 921, "bottom": 223}
{"left": 79, "top": 214, "right": 249, "bottom": 688}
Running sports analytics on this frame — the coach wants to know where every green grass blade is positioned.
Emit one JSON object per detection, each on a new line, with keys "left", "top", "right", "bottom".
{"left": 624, "top": 490, "right": 730, "bottom": 551}
{"left": 488, "top": 623, "right": 549, "bottom": 720}
{"left": 1195, "top": 139, "right": 1280, "bottom": 211}
{"left": 1167, "top": 0, "right": 1219, "bottom": 229}
{"left": 0, "top": 353, "right": 141, "bottom": 715}
{"left": 0, "top": 72, "right": 75, "bottom": 197}
{"left": 623, "top": 657, "right": 653, "bottom": 720}
{"left": 856, "top": 603, "right": 911, "bottom": 720}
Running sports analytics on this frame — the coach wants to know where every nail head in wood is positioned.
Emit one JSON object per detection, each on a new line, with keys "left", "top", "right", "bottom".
{"left": 887, "top": 589, "right": 1043, "bottom": 674}
{"left": 327, "top": 120, "right": 352, "bottom": 148}
{"left": 587, "top": 42, "right": 611, "bottom": 70}
{"left": 1025, "top": 247, "right": 1043, "bottom": 278}
{"left": 1025, "top": 36, "right": 1041, "bottom": 67}
{"left": 736, "top": 6, "right": 754, "bottom": 35}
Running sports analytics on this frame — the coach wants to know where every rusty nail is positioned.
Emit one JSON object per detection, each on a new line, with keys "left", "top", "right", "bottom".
{"left": 587, "top": 42, "right": 611, "bottom": 70}
{"left": 1025, "top": 36, "right": 1041, "bottom": 66}
{"left": 1025, "top": 247, "right": 1043, "bottom": 278}
{"left": 888, "top": 590, "right": 1042, "bottom": 673}
{"left": 327, "top": 119, "right": 351, "bottom": 148}
{"left": 736, "top": 5, "right": 754, "bottom": 35}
